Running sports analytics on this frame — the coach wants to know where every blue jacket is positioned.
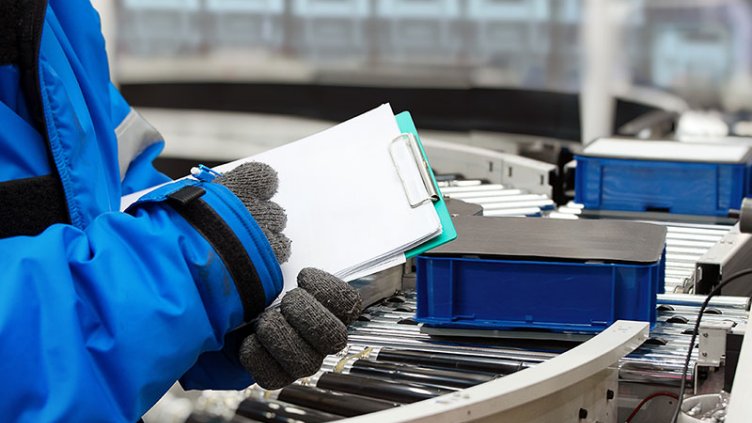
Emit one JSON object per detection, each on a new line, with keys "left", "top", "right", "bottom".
{"left": 0, "top": 1, "right": 282, "bottom": 421}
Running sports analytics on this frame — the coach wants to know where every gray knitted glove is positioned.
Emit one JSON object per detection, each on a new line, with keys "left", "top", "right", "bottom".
{"left": 215, "top": 162, "right": 291, "bottom": 263}
{"left": 215, "top": 162, "right": 363, "bottom": 389}
{"left": 239, "top": 268, "right": 363, "bottom": 389}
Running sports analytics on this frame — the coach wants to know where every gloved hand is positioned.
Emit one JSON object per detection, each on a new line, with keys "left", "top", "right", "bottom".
{"left": 239, "top": 268, "right": 362, "bottom": 389}
{"left": 215, "top": 162, "right": 363, "bottom": 390}
{"left": 214, "top": 162, "right": 292, "bottom": 263}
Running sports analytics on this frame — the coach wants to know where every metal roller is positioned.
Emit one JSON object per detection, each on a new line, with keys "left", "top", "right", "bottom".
{"left": 275, "top": 385, "right": 399, "bottom": 417}
{"left": 371, "top": 348, "right": 530, "bottom": 375}
{"left": 345, "top": 359, "right": 497, "bottom": 389}
{"left": 310, "top": 372, "right": 454, "bottom": 404}
{"left": 235, "top": 398, "right": 343, "bottom": 423}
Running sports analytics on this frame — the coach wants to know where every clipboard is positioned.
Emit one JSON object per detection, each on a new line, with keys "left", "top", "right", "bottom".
{"left": 393, "top": 111, "right": 457, "bottom": 258}
{"left": 120, "top": 105, "right": 455, "bottom": 287}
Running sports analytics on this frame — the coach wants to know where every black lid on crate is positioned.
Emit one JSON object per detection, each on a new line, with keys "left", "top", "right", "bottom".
{"left": 444, "top": 198, "right": 484, "bottom": 217}
{"left": 426, "top": 216, "right": 667, "bottom": 264}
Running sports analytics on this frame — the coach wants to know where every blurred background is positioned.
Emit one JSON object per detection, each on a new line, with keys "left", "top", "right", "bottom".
{"left": 95, "top": 4, "right": 752, "bottom": 420}
{"left": 93, "top": 0, "right": 752, "bottom": 180}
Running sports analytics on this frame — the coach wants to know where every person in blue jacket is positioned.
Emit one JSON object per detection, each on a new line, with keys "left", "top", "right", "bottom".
{"left": 0, "top": 1, "right": 362, "bottom": 421}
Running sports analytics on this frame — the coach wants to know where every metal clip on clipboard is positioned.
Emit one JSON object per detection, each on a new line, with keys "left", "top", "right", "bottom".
{"left": 389, "top": 133, "right": 440, "bottom": 208}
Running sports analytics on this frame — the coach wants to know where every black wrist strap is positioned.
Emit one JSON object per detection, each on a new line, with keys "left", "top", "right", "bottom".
{"left": 167, "top": 185, "right": 267, "bottom": 321}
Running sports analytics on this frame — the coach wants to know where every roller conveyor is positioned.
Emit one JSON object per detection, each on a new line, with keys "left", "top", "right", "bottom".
{"left": 167, "top": 289, "right": 746, "bottom": 423}
{"left": 145, "top": 150, "right": 750, "bottom": 423}
{"left": 438, "top": 180, "right": 555, "bottom": 217}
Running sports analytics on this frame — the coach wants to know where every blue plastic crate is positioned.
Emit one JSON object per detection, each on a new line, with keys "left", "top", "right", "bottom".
{"left": 415, "top": 253, "right": 664, "bottom": 333}
{"left": 575, "top": 139, "right": 752, "bottom": 216}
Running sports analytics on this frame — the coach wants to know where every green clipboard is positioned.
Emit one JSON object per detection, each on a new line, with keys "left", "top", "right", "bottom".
{"left": 395, "top": 111, "right": 457, "bottom": 258}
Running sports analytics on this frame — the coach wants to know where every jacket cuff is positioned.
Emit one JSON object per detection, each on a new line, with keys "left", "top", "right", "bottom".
{"left": 127, "top": 179, "right": 284, "bottom": 325}
{"left": 178, "top": 329, "right": 255, "bottom": 391}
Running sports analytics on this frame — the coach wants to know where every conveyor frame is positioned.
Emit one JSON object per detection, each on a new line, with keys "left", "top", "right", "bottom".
{"left": 336, "top": 321, "right": 648, "bottom": 423}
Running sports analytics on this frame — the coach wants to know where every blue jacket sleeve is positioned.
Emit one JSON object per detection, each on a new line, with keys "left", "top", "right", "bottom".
{"left": 0, "top": 179, "right": 282, "bottom": 422}
{"left": 107, "top": 84, "right": 262, "bottom": 391}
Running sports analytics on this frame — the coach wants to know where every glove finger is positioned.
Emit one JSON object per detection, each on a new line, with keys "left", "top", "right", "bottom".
{"left": 281, "top": 288, "right": 348, "bottom": 355}
{"left": 239, "top": 335, "right": 296, "bottom": 390}
{"left": 256, "top": 310, "right": 325, "bottom": 379}
{"left": 244, "top": 198, "right": 286, "bottom": 233}
{"left": 297, "top": 268, "right": 363, "bottom": 325}
{"left": 263, "top": 230, "right": 292, "bottom": 264}
{"left": 215, "top": 162, "right": 279, "bottom": 201}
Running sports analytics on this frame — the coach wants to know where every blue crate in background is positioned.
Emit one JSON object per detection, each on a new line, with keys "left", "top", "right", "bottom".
{"left": 416, "top": 254, "right": 663, "bottom": 333}
{"left": 575, "top": 138, "right": 752, "bottom": 216}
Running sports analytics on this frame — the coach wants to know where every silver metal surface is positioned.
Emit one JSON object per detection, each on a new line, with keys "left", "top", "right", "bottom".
{"left": 438, "top": 180, "right": 554, "bottom": 217}
{"left": 740, "top": 198, "right": 752, "bottom": 234}
{"left": 423, "top": 139, "right": 556, "bottom": 197}
{"left": 657, "top": 293, "right": 750, "bottom": 309}
{"left": 390, "top": 133, "right": 439, "bottom": 208}
{"left": 697, "top": 321, "right": 735, "bottom": 367}
{"left": 351, "top": 264, "right": 406, "bottom": 308}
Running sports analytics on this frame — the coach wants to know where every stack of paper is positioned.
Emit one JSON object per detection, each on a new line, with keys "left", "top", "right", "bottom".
{"left": 213, "top": 104, "right": 443, "bottom": 295}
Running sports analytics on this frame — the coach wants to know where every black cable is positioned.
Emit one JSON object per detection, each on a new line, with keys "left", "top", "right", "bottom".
{"left": 670, "top": 268, "right": 752, "bottom": 423}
